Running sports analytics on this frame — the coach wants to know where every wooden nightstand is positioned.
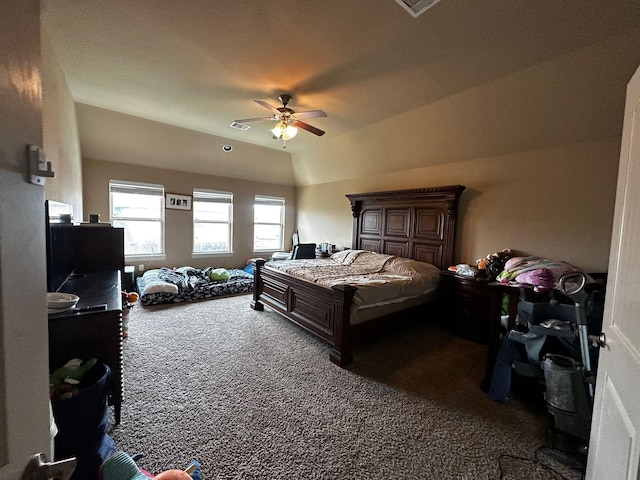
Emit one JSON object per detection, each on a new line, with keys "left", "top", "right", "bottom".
{"left": 440, "top": 270, "right": 521, "bottom": 391}
{"left": 439, "top": 270, "right": 501, "bottom": 344}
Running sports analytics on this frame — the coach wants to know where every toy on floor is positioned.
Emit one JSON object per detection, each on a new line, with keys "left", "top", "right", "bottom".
{"left": 99, "top": 452, "right": 202, "bottom": 480}
{"left": 121, "top": 290, "right": 139, "bottom": 338}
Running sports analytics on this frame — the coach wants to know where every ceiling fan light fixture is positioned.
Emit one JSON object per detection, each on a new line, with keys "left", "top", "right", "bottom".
{"left": 271, "top": 122, "right": 284, "bottom": 138}
{"left": 271, "top": 122, "right": 298, "bottom": 140}
{"left": 285, "top": 124, "right": 298, "bottom": 140}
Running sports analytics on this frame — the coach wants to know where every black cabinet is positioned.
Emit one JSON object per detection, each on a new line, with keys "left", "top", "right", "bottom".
{"left": 49, "top": 270, "right": 124, "bottom": 424}
{"left": 47, "top": 224, "right": 126, "bottom": 424}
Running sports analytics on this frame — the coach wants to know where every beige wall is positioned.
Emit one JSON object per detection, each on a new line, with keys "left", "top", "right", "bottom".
{"left": 80, "top": 136, "right": 620, "bottom": 275}
{"left": 297, "top": 137, "right": 620, "bottom": 273}
{"left": 41, "top": 31, "right": 83, "bottom": 217}
{"left": 82, "top": 158, "right": 297, "bottom": 272}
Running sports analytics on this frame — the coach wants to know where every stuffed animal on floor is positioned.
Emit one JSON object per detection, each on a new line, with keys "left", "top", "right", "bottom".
{"left": 202, "top": 267, "right": 230, "bottom": 282}
{"left": 99, "top": 452, "right": 202, "bottom": 480}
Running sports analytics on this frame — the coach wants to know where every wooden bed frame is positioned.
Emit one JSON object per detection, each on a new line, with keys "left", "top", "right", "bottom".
{"left": 250, "top": 185, "right": 466, "bottom": 366}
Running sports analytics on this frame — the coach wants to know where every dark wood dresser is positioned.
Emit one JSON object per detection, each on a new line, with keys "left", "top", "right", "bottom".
{"left": 48, "top": 271, "right": 124, "bottom": 424}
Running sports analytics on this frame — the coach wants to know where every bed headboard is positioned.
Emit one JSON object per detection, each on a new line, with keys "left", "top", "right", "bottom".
{"left": 346, "top": 185, "right": 465, "bottom": 270}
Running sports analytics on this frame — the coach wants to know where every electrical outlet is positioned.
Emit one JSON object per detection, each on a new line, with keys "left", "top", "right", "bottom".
{"left": 138, "top": 264, "right": 144, "bottom": 271}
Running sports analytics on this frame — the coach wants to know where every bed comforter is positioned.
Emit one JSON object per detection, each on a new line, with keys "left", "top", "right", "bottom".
{"left": 266, "top": 249, "right": 441, "bottom": 309}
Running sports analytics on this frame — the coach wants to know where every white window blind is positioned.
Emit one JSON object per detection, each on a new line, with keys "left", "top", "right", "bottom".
{"left": 253, "top": 195, "right": 285, "bottom": 251}
{"left": 109, "top": 180, "right": 164, "bottom": 256}
{"left": 193, "top": 189, "right": 233, "bottom": 254}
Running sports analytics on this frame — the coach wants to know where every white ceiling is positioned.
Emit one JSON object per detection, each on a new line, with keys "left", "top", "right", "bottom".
{"left": 41, "top": 0, "right": 640, "bottom": 185}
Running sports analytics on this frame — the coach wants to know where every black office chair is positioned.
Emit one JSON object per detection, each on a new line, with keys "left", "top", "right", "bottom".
{"left": 291, "top": 243, "right": 316, "bottom": 259}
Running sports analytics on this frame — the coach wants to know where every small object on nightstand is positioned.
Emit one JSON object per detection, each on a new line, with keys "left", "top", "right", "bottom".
{"left": 316, "top": 242, "right": 334, "bottom": 257}
{"left": 455, "top": 264, "right": 479, "bottom": 277}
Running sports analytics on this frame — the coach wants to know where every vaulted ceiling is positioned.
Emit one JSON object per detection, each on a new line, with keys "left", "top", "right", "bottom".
{"left": 41, "top": 0, "right": 640, "bottom": 186}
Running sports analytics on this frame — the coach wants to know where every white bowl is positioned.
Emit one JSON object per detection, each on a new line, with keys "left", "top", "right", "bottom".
{"left": 47, "top": 292, "right": 80, "bottom": 310}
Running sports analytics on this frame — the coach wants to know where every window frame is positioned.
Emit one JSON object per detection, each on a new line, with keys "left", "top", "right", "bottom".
{"left": 192, "top": 188, "right": 233, "bottom": 256}
{"left": 109, "top": 180, "right": 165, "bottom": 260}
{"left": 253, "top": 195, "right": 285, "bottom": 252}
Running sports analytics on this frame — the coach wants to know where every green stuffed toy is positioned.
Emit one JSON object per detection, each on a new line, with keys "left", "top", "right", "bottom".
{"left": 208, "top": 268, "right": 229, "bottom": 282}
{"left": 50, "top": 357, "right": 98, "bottom": 400}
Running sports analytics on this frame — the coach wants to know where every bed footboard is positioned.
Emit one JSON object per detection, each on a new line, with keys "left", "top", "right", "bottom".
{"left": 251, "top": 259, "right": 357, "bottom": 366}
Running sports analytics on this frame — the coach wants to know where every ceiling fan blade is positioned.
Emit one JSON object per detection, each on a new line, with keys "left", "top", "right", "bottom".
{"left": 293, "top": 109, "right": 327, "bottom": 120}
{"left": 295, "top": 121, "right": 325, "bottom": 136}
{"left": 254, "top": 99, "right": 282, "bottom": 115}
{"left": 233, "top": 116, "right": 274, "bottom": 123}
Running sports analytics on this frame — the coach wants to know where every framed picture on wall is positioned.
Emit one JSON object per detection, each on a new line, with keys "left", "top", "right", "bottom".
{"left": 166, "top": 193, "right": 192, "bottom": 211}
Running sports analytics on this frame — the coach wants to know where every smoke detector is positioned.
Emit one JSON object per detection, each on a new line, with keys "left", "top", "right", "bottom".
{"left": 395, "top": 0, "right": 443, "bottom": 17}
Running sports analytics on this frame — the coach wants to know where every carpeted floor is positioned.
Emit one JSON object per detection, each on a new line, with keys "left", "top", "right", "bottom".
{"left": 110, "top": 294, "right": 584, "bottom": 479}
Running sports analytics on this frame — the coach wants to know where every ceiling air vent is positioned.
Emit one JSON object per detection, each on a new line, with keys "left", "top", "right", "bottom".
{"left": 229, "top": 121, "right": 251, "bottom": 131}
{"left": 395, "top": 0, "right": 443, "bottom": 18}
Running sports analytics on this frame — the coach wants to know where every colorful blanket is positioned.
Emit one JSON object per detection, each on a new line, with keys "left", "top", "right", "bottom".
{"left": 496, "top": 256, "right": 586, "bottom": 292}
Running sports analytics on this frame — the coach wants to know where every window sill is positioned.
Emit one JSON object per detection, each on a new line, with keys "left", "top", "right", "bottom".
{"left": 125, "top": 254, "right": 166, "bottom": 262}
{"left": 191, "top": 251, "right": 233, "bottom": 258}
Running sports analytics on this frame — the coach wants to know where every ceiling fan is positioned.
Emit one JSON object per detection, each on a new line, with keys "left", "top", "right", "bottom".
{"left": 233, "top": 94, "right": 327, "bottom": 147}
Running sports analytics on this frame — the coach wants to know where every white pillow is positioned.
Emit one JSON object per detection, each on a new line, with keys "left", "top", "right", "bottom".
{"left": 142, "top": 281, "right": 179, "bottom": 295}
{"left": 386, "top": 257, "right": 440, "bottom": 278}
{"left": 142, "top": 269, "right": 162, "bottom": 281}
{"left": 330, "top": 249, "right": 367, "bottom": 265}
{"left": 140, "top": 269, "right": 179, "bottom": 294}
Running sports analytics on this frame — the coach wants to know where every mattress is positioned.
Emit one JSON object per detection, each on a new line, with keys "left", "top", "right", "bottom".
{"left": 136, "top": 266, "right": 253, "bottom": 306}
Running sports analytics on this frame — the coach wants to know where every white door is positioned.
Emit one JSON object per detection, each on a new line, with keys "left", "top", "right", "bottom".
{"left": 0, "top": 2, "right": 54, "bottom": 479}
{"left": 585, "top": 64, "right": 640, "bottom": 479}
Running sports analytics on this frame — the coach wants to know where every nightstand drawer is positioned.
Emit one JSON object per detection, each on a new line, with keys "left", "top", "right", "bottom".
{"left": 440, "top": 272, "right": 495, "bottom": 344}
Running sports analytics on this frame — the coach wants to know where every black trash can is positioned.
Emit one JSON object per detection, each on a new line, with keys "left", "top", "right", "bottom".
{"left": 52, "top": 363, "right": 116, "bottom": 480}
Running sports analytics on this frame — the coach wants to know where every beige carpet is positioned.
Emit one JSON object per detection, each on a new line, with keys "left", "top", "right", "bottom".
{"left": 110, "top": 294, "right": 584, "bottom": 479}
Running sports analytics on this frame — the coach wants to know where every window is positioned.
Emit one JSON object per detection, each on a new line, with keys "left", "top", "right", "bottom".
{"left": 254, "top": 195, "right": 284, "bottom": 251}
{"left": 193, "top": 189, "right": 233, "bottom": 254}
{"left": 109, "top": 180, "right": 164, "bottom": 257}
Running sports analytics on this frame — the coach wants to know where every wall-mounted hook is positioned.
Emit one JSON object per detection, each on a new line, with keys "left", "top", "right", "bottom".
{"left": 28, "top": 145, "right": 55, "bottom": 185}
